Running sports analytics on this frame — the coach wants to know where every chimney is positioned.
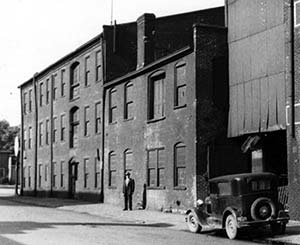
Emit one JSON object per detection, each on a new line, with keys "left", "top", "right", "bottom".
{"left": 137, "top": 13, "right": 156, "bottom": 69}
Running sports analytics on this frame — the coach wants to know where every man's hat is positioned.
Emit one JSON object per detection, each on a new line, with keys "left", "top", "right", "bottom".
{"left": 125, "top": 171, "right": 131, "bottom": 176}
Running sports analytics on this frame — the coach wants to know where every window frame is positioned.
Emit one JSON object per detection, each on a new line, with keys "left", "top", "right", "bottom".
{"left": 146, "top": 147, "right": 165, "bottom": 189}
{"left": 124, "top": 82, "right": 134, "bottom": 120}
{"left": 70, "top": 107, "right": 79, "bottom": 148}
{"left": 96, "top": 50, "right": 102, "bottom": 82}
{"left": 95, "top": 101, "right": 101, "bottom": 134}
{"left": 108, "top": 88, "right": 117, "bottom": 124}
{"left": 174, "top": 62, "right": 187, "bottom": 109}
{"left": 174, "top": 142, "right": 187, "bottom": 189}
{"left": 70, "top": 62, "right": 80, "bottom": 101}
{"left": 108, "top": 151, "right": 117, "bottom": 188}
{"left": 61, "top": 69, "right": 66, "bottom": 97}
{"left": 84, "top": 56, "right": 90, "bottom": 87}
{"left": 84, "top": 106, "right": 90, "bottom": 137}
{"left": 84, "top": 158, "right": 89, "bottom": 188}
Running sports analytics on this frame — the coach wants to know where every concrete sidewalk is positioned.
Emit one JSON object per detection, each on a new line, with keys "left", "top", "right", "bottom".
{"left": 4, "top": 195, "right": 300, "bottom": 244}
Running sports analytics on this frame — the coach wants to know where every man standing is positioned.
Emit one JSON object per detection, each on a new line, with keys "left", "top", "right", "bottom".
{"left": 123, "top": 172, "right": 135, "bottom": 210}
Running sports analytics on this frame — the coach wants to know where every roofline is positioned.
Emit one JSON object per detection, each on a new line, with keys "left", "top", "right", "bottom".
{"left": 103, "top": 46, "right": 193, "bottom": 89}
{"left": 18, "top": 33, "right": 103, "bottom": 89}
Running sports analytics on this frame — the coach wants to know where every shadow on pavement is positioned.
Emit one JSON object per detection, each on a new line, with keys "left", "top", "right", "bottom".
{"left": 0, "top": 221, "right": 174, "bottom": 235}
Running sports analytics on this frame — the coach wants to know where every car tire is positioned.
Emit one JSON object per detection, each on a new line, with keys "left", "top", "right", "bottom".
{"left": 270, "top": 223, "right": 286, "bottom": 235}
{"left": 251, "top": 197, "right": 276, "bottom": 221}
{"left": 186, "top": 212, "right": 202, "bottom": 233}
{"left": 225, "top": 214, "right": 238, "bottom": 239}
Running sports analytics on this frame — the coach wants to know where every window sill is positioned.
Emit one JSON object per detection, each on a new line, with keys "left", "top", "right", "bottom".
{"left": 174, "top": 104, "right": 187, "bottom": 110}
{"left": 174, "top": 186, "right": 187, "bottom": 191}
{"left": 84, "top": 84, "right": 91, "bottom": 88}
{"left": 147, "top": 186, "right": 166, "bottom": 190}
{"left": 69, "top": 97, "right": 80, "bottom": 102}
{"left": 147, "top": 116, "right": 166, "bottom": 124}
{"left": 108, "top": 186, "right": 117, "bottom": 190}
{"left": 108, "top": 121, "right": 117, "bottom": 125}
{"left": 123, "top": 117, "right": 134, "bottom": 122}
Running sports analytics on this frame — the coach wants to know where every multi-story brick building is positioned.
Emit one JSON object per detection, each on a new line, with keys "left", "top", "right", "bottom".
{"left": 19, "top": 7, "right": 228, "bottom": 209}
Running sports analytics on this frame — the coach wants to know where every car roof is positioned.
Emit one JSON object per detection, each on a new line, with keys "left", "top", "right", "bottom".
{"left": 209, "top": 172, "right": 277, "bottom": 183}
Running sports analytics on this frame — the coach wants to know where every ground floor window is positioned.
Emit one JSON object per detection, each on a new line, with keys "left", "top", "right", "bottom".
{"left": 147, "top": 148, "right": 165, "bottom": 188}
{"left": 108, "top": 151, "right": 117, "bottom": 187}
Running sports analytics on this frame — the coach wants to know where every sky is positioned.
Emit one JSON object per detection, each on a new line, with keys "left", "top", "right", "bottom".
{"left": 0, "top": 0, "right": 224, "bottom": 126}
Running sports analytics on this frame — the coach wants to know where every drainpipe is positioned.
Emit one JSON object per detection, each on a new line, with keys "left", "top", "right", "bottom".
{"left": 20, "top": 85, "right": 25, "bottom": 196}
{"left": 33, "top": 73, "right": 38, "bottom": 196}
{"left": 50, "top": 74, "right": 54, "bottom": 196}
{"left": 100, "top": 38, "right": 105, "bottom": 203}
{"left": 291, "top": 0, "right": 295, "bottom": 138}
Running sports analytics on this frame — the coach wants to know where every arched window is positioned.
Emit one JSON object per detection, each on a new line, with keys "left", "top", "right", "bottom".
{"left": 174, "top": 142, "right": 186, "bottom": 187}
{"left": 108, "top": 151, "right": 117, "bottom": 187}
{"left": 124, "top": 149, "right": 133, "bottom": 175}
{"left": 108, "top": 88, "right": 117, "bottom": 123}
{"left": 148, "top": 70, "right": 165, "bottom": 120}
{"left": 174, "top": 61, "right": 186, "bottom": 108}
{"left": 70, "top": 62, "right": 80, "bottom": 100}
{"left": 124, "top": 82, "right": 134, "bottom": 120}
{"left": 70, "top": 107, "right": 79, "bottom": 148}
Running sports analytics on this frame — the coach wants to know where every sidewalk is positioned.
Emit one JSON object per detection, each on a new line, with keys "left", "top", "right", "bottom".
{"left": 4, "top": 195, "right": 300, "bottom": 244}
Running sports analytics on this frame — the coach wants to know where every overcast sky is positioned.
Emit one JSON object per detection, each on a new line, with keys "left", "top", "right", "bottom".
{"left": 0, "top": 0, "right": 224, "bottom": 126}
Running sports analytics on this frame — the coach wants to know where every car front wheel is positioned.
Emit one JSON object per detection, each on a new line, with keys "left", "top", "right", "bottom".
{"left": 225, "top": 214, "right": 238, "bottom": 239}
{"left": 186, "top": 212, "right": 202, "bottom": 233}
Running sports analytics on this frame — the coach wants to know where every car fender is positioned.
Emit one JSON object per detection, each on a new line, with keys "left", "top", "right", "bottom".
{"left": 222, "top": 207, "right": 240, "bottom": 228}
{"left": 186, "top": 207, "right": 209, "bottom": 226}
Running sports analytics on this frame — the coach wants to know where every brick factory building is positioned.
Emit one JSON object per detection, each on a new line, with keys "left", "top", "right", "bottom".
{"left": 18, "top": 7, "right": 228, "bottom": 210}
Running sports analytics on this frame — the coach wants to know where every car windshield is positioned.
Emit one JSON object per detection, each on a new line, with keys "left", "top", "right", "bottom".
{"left": 217, "top": 182, "right": 231, "bottom": 196}
{"left": 250, "top": 179, "right": 271, "bottom": 191}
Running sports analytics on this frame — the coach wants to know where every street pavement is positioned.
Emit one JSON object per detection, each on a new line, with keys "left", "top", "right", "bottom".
{"left": 1, "top": 185, "right": 300, "bottom": 244}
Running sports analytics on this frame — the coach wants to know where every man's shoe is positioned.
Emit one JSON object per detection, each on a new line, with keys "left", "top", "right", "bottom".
{"left": 123, "top": 208, "right": 128, "bottom": 211}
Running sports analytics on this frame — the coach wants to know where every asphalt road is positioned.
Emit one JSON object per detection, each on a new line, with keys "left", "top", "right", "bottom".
{"left": 0, "top": 186, "right": 276, "bottom": 245}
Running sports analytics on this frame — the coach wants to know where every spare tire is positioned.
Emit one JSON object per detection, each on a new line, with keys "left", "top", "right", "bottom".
{"left": 250, "top": 197, "right": 276, "bottom": 221}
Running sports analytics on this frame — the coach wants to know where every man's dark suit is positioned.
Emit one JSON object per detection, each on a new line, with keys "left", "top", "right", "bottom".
{"left": 123, "top": 177, "right": 135, "bottom": 210}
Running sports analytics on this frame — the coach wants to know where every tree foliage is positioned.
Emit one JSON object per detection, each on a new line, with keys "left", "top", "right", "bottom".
{"left": 0, "top": 120, "right": 19, "bottom": 152}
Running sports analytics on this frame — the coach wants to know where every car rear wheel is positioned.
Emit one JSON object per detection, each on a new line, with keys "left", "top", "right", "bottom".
{"left": 251, "top": 197, "right": 276, "bottom": 221}
{"left": 225, "top": 214, "right": 238, "bottom": 239}
{"left": 186, "top": 212, "right": 202, "bottom": 233}
{"left": 270, "top": 223, "right": 286, "bottom": 235}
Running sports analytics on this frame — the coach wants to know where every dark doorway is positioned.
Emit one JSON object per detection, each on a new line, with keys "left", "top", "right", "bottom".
{"left": 68, "top": 159, "right": 78, "bottom": 198}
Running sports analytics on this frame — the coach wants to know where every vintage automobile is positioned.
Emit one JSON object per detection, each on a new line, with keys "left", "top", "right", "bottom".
{"left": 185, "top": 172, "right": 289, "bottom": 239}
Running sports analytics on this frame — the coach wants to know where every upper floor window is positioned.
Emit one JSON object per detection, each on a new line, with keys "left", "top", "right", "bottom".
{"left": 46, "top": 78, "right": 50, "bottom": 104}
{"left": 147, "top": 148, "right": 165, "bottom": 188}
{"left": 39, "top": 122, "right": 43, "bottom": 147}
{"left": 61, "top": 69, "right": 66, "bottom": 97}
{"left": 124, "top": 82, "right": 134, "bottom": 120}
{"left": 28, "top": 126, "right": 32, "bottom": 149}
{"left": 124, "top": 149, "right": 133, "bottom": 175}
{"left": 53, "top": 74, "right": 58, "bottom": 101}
{"left": 39, "top": 82, "right": 44, "bottom": 107}
{"left": 96, "top": 50, "right": 102, "bottom": 82}
{"left": 70, "top": 107, "right": 79, "bottom": 148}
{"left": 61, "top": 114, "right": 66, "bottom": 141}
{"left": 46, "top": 119, "right": 50, "bottom": 145}
{"left": 174, "top": 62, "right": 186, "bottom": 108}
{"left": 295, "top": 1, "right": 300, "bottom": 27}
{"left": 29, "top": 89, "right": 32, "bottom": 112}
{"left": 148, "top": 71, "right": 165, "bottom": 120}
{"left": 108, "top": 151, "right": 117, "bottom": 187}
{"left": 95, "top": 102, "right": 101, "bottom": 134}
{"left": 53, "top": 162, "right": 57, "bottom": 188}
{"left": 23, "top": 129, "right": 26, "bottom": 150}
{"left": 70, "top": 62, "right": 80, "bottom": 100}
{"left": 84, "top": 106, "right": 90, "bottom": 137}
{"left": 23, "top": 92, "right": 27, "bottom": 114}
{"left": 85, "top": 56, "right": 90, "bottom": 86}
{"left": 108, "top": 88, "right": 117, "bottom": 124}
{"left": 174, "top": 142, "right": 186, "bottom": 188}
{"left": 53, "top": 117, "right": 57, "bottom": 143}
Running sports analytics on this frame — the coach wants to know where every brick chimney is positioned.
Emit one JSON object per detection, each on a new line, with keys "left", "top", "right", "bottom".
{"left": 136, "top": 13, "right": 156, "bottom": 69}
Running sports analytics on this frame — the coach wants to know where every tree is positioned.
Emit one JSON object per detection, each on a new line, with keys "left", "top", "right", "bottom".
{"left": 0, "top": 120, "right": 19, "bottom": 152}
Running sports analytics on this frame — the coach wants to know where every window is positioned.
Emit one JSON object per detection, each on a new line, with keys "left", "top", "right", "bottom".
{"left": 124, "top": 82, "right": 134, "bottom": 120}
{"left": 28, "top": 126, "right": 32, "bottom": 149}
{"left": 70, "top": 107, "right": 79, "bottom": 148}
{"left": 217, "top": 182, "right": 231, "bottom": 196}
{"left": 53, "top": 162, "right": 57, "bottom": 188}
{"left": 46, "top": 119, "right": 49, "bottom": 145}
{"left": 251, "top": 180, "right": 271, "bottom": 191}
{"left": 40, "top": 82, "right": 44, "bottom": 107}
{"left": 174, "top": 62, "right": 186, "bottom": 108}
{"left": 85, "top": 56, "right": 90, "bottom": 86}
{"left": 95, "top": 102, "right": 101, "bottom": 134}
{"left": 28, "top": 166, "right": 31, "bottom": 188}
{"left": 61, "top": 69, "right": 66, "bottom": 97}
{"left": 108, "top": 88, "right": 117, "bottom": 123}
{"left": 84, "top": 106, "right": 90, "bottom": 136}
{"left": 53, "top": 117, "right": 57, "bottom": 143}
{"left": 147, "top": 148, "right": 165, "bottom": 188}
{"left": 124, "top": 149, "right": 133, "bottom": 174}
{"left": 61, "top": 114, "right": 66, "bottom": 141}
{"left": 148, "top": 71, "right": 165, "bottom": 120}
{"left": 95, "top": 157, "right": 100, "bottom": 188}
{"left": 39, "top": 122, "right": 43, "bottom": 147}
{"left": 70, "top": 62, "right": 80, "bottom": 100}
{"left": 23, "top": 92, "right": 27, "bottom": 114}
{"left": 53, "top": 74, "right": 58, "bottom": 101}
{"left": 38, "top": 164, "right": 42, "bottom": 188}
{"left": 84, "top": 158, "right": 89, "bottom": 188}
{"left": 174, "top": 143, "right": 186, "bottom": 187}
{"left": 23, "top": 129, "right": 26, "bottom": 150}
{"left": 96, "top": 50, "right": 102, "bottom": 81}
{"left": 46, "top": 78, "right": 50, "bottom": 104}
{"left": 60, "top": 161, "right": 64, "bottom": 187}
{"left": 295, "top": 1, "right": 300, "bottom": 27}
{"left": 23, "top": 167, "right": 26, "bottom": 188}
{"left": 29, "top": 89, "right": 32, "bottom": 112}
{"left": 108, "top": 151, "right": 117, "bottom": 187}
{"left": 45, "top": 164, "right": 48, "bottom": 181}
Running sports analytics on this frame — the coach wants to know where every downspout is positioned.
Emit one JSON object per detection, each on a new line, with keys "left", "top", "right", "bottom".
{"left": 291, "top": 0, "right": 295, "bottom": 138}
{"left": 20, "top": 84, "right": 25, "bottom": 196}
{"left": 33, "top": 73, "right": 38, "bottom": 196}
{"left": 50, "top": 74, "right": 54, "bottom": 196}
